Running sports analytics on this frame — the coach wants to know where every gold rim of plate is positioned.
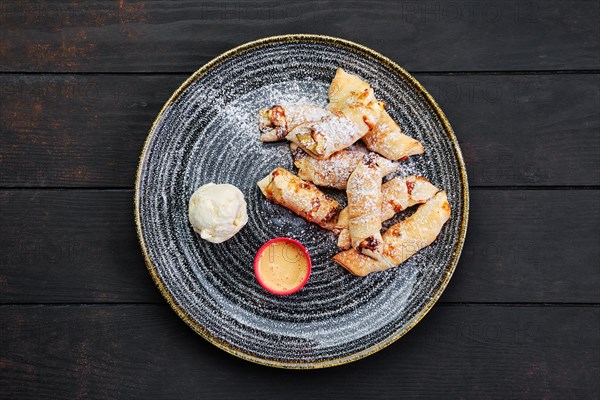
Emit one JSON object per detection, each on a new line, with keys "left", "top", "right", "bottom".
{"left": 134, "top": 34, "right": 470, "bottom": 369}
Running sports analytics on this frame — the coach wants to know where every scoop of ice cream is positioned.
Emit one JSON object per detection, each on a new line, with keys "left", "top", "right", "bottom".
{"left": 188, "top": 183, "right": 248, "bottom": 243}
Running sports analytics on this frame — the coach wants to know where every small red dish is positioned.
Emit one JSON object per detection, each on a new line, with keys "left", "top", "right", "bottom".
{"left": 254, "top": 237, "right": 312, "bottom": 296}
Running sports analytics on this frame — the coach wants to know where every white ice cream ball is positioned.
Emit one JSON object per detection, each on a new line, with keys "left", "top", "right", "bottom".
{"left": 188, "top": 183, "right": 248, "bottom": 243}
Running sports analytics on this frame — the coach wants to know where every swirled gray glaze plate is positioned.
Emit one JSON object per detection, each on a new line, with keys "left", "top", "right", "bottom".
{"left": 135, "top": 35, "right": 468, "bottom": 369}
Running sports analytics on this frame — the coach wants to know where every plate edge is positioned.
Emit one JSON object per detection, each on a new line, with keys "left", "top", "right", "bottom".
{"left": 133, "top": 33, "right": 470, "bottom": 369}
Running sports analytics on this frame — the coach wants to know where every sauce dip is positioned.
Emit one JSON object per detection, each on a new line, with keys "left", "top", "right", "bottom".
{"left": 254, "top": 238, "right": 311, "bottom": 295}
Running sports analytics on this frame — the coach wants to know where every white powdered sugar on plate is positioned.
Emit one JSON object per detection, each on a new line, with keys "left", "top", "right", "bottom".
{"left": 136, "top": 38, "right": 467, "bottom": 368}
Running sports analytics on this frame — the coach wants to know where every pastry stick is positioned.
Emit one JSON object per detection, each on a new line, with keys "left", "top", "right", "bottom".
{"left": 327, "top": 68, "right": 424, "bottom": 161}
{"left": 346, "top": 153, "right": 384, "bottom": 259}
{"left": 286, "top": 112, "right": 366, "bottom": 159}
{"left": 336, "top": 176, "right": 440, "bottom": 249}
{"left": 333, "top": 191, "right": 451, "bottom": 276}
{"left": 291, "top": 143, "right": 397, "bottom": 190}
{"left": 327, "top": 67, "right": 383, "bottom": 132}
{"left": 258, "top": 104, "right": 331, "bottom": 142}
{"left": 361, "top": 105, "right": 424, "bottom": 160}
{"left": 257, "top": 168, "right": 340, "bottom": 231}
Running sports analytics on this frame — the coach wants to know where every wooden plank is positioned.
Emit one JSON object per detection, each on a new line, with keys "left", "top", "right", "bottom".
{"left": 0, "top": 75, "right": 178, "bottom": 187}
{"left": 0, "top": 304, "right": 597, "bottom": 399}
{"left": 0, "top": 190, "right": 162, "bottom": 303}
{"left": 418, "top": 74, "right": 600, "bottom": 186}
{"left": 1, "top": 189, "right": 598, "bottom": 304}
{"left": 0, "top": 1, "right": 598, "bottom": 73}
{"left": 1, "top": 74, "right": 598, "bottom": 187}
{"left": 440, "top": 189, "right": 600, "bottom": 303}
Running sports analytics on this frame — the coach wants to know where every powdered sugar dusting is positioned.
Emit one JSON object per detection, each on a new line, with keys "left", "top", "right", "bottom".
{"left": 137, "top": 39, "right": 466, "bottom": 367}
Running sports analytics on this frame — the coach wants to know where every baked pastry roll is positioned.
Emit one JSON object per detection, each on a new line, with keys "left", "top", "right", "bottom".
{"left": 286, "top": 112, "right": 365, "bottom": 159}
{"left": 361, "top": 106, "right": 424, "bottom": 160}
{"left": 257, "top": 168, "right": 340, "bottom": 231}
{"left": 290, "top": 143, "right": 397, "bottom": 190}
{"left": 347, "top": 153, "right": 384, "bottom": 259}
{"left": 327, "top": 68, "right": 424, "bottom": 161}
{"left": 258, "top": 104, "right": 330, "bottom": 142}
{"left": 333, "top": 191, "right": 451, "bottom": 276}
{"left": 336, "top": 176, "right": 440, "bottom": 249}
{"left": 327, "top": 68, "right": 383, "bottom": 132}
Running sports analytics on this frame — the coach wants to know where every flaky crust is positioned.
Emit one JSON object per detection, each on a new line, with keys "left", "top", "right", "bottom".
{"left": 326, "top": 68, "right": 424, "bottom": 161}
{"left": 257, "top": 168, "right": 340, "bottom": 231}
{"left": 346, "top": 153, "right": 384, "bottom": 258}
{"left": 336, "top": 176, "right": 440, "bottom": 249}
{"left": 361, "top": 106, "right": 424, "bottom": 160}
{"left": 333, "top": 191, "right": 451, "bottom": 276}
{"left": 286, "top": 112, "right": 365, "bottom": 159}
{"left": 258, "top": 104, "right": 331, "bottom": 142}
{"left": 291, "top": 143, "right": 397, "bottom": 190}
{"left": 328, "top": 67, "right": 382, "bottom": 132}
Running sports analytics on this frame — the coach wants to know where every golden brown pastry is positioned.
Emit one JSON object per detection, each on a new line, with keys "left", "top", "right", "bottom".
{"left": 327, "top": 68, "right": 383, "bottom": 132}
{"left": 290, "top": 143, "right": 397, "bottom": 190}
{"left": 361, "top": 106, "right": 424, "bottom": 160}
{"left": 327, "top": 68, "right": 424, "bottom": 161}
{"left": 286, "top": 112, "right": 366, "bottom": 159}
{"left": 336, "top": 175, "right": 440, "bottom": 249}
{"left": 287, "top": 68, "right": 387, "bottom": 159}
{"left": 258, "top": 104, "right": 331, "bottom": 142}
{"left": 257, "top": 168, "right": 340, "bottom": 231}
{"left": 333, "top": 191, "right": 451, "bottom": 276}
{"left": 346, "top": 153, "right": 384, "bottom": 259}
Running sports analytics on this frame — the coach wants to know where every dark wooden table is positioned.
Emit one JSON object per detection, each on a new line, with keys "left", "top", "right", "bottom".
{"left": 1, "top": 1, "right": 599, "bottom": 398}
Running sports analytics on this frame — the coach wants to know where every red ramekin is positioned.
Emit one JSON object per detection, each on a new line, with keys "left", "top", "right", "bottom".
{"left": 253, "top": 237, "right": 311, "bottom": 296}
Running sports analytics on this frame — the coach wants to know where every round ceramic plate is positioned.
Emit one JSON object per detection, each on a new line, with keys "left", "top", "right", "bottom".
{"left": 135, "top": 35, "right": 468, "bottom": 369}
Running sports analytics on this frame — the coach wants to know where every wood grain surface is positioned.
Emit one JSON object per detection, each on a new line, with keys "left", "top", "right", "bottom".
{"left": 1, "top": 304, "right": 598, "bottom": 399}
{"left": 1, "top": 74, "right": 598, "bottom": 187}
{"left": 1, "top": 189, "right": 597, "bottom": 304}
{"left": 1, "top": 1, "right": 598, "bottom": 72}
{"left": 0, "top": 0, "right": 598, "bottom": 398}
